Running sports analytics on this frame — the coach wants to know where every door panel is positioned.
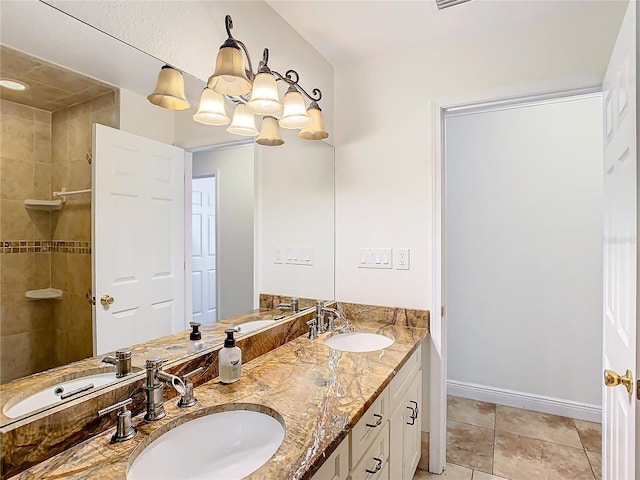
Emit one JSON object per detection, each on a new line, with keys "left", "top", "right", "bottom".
{"left": 93, "top": 124, "right": 185, "bottom": 355}
{"left": 602, "top": 2, "right": 637, "bottom": 479}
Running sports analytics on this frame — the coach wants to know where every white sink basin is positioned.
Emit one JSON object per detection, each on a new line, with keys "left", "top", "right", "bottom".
{"left": 127, "top": 409, "right": 285, "bottom": 480}
{"left": 3, "top": 372, "right": 117, "bottom": 419}
{"left": 235, "top": 320, "right": 274, "bottom": 334}
{"left": 325, "top": 332, "right": 394, "bottom": 352}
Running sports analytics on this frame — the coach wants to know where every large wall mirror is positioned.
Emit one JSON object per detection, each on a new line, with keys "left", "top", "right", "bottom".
{"left": 0, "top": 0, "right": 334, "bottom": 424}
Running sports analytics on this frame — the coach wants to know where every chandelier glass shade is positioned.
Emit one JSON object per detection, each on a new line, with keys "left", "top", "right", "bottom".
{"left": 256, "top": 116, "right": 284, "bottom": 146}
{"left": 193, "top": 88, "right": 230, "bottom": 125}
{"left": 299, "top": 103, "right": 329, "bottom": 140}
{"left": 226, "top": 104, "right": 259, "bottom": 136}
{"left": 246, "top": 70, "right": 283, "bottom": 115}
{"left": 147, "top": 65, "right": 190, "bottom": 110}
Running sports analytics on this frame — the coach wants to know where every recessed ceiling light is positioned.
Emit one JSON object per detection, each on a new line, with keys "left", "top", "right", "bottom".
{"left": 0, "top": 79, "right": 29, "bottom": 91}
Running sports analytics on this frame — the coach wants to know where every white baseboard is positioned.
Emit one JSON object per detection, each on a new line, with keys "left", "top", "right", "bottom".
{"left": 447, "top": 380, "right": 602, "bottom": 423}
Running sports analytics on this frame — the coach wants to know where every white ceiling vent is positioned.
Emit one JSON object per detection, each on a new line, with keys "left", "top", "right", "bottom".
{"left": 436, "top": 0, "right": 471, "bottom": 10}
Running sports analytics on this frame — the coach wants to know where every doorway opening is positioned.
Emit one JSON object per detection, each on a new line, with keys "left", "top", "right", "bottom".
{"left": 431, "top": 89, "right": 605, "bottom": 478}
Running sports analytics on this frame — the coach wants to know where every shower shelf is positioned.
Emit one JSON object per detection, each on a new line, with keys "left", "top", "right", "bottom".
{"left": 24, "top": 199, "right": 63, "bottom": 211}
{"left": 25, "top": 288, "right": 63, "bottom": 300}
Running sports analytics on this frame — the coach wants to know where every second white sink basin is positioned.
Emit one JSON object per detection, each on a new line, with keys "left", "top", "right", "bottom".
{"left": 325, "top": 332, "right": 394, "bottom": 352}
{"left": 127, "top": 409, "right": 285, "bottom": 480}
{"left": 3, "top": 372, "right": 118, "bottom": 419}
{"left": 235, "top": 320, "right": 274, "bottom": 334}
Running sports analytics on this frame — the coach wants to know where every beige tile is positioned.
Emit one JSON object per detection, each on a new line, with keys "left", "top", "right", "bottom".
{"left": 34, "top": 162, "right": 52, "bottom": 199}
{"left": 417, "top": 430, "right": 430, "bottom": 471}
{"left": 89, "top": 91, "right": 116, "bottom": 113}
{"left": 574, "top": 419, "right": 601, "bottom": 454}
{"left": 54, "top": 328, "right": 71, "bottom": 366}
{"left": 447, "top": 420, "right": 494, "bottom": 474}
{"left": 1, "top": 253, "right": 33, "bottom": 295}
{"left": 51, "top": 118, "right": 68, "bottom": 164}
{"left": 448, "top": 396, "right": 496, "bottom": 429}
{"left": 472, "top": 471, "right": 509, "bottom": 480}
{"left": 67, "top": 253, "right": 91, "bottom": 296}
{"left": 34, "top": 108, "right": 51, "bottom": 125}
{"left": 68, "top": 159, "right": 91, "bottom": 191}
{"left": 0, "top": 331, "right": 35, "bottom": 382}
{"left": 585, "top": 450, "right": 601, "bottom": 479}
{"left": 52, "top": 295, "right": 69, "bottom": 332}
{"left": 0, "top": 115, "right": 34, "bottom": 161}
{"left": 33, "top": 252, "right": 51, "bottom": 289}
{"left": 51, "top": 162, "right": 69, "bottom": 192}
{"left": 34, "top": 122, "right": 51, "bottom": 163}
{"left": 1, "top": 157, "right": 34, "bottom": 200}
{"left": 68, "top": 103, "right": 91, "bottom": 161}
{"left": 495, "top": 405, "right": 582, "bottom": 448}
{"left": 50, "top": 252, "right": 68, "bottom": 292}
{"left": 0, "top": 293, "right": 52, "bottom": 336}
{"left": 31, "top": 208, "right": 51, "bottom": 241}
{"left": 25, "top": 64, "right": 98, "bottom": 93}
{"left": 1, "top": 199, "right": 33, "bottom": 239}
{"left": 51, "top": 208, "right": 69, "bottom": 240}
{"left": 494, "top": 431, "right": 594, "bottom": 480}
{"left": 414, "top": 463, "right": 473, "bottom": 480}
{"left": 0, "top": 46, "right": 42, "bottom": 78}
{"left": 0, "top": 100, "right": 34, "bottom": 120}
{"left": 91, "top": 107, "right": 118, "bottom": 129}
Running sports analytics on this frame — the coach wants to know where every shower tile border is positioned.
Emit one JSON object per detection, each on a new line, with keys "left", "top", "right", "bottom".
{"left": 0, "top": 240, "right": 91, "bottom": 254}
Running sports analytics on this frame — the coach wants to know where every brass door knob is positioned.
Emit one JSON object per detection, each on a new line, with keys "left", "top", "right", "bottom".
{"left": 100, "top": 294, "right": 115, "bottom": 306}
{"left": 604, "top": 369, "right": 634, "bottom": 394}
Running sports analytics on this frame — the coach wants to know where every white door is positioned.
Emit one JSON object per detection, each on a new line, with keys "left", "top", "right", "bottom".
{"left": 602, "top": 2, "right": 637, "bottom": 479}
{"left": 191, "top": 176, "right": 217, "bottom": 324}
{"left": 92, "top": 124, "right": 185, "bottom": 355}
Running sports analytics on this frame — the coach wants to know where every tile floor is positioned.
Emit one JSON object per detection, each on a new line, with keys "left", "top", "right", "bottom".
{"left": 414, "top": 396, "right": 601, "bottom": 480}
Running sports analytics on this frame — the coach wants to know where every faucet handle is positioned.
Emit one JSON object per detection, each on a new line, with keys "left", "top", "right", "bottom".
{"left": 177, "top": 367, "right": 204, "bottom": 408}
{"left": 306, "top": 319, "right": 318, "bottom": 340}
{"left": 98, "top": 398, "right": 137, "bottom": 443}
{"left": 145, "top": 357, "right": 167, "bottom": 369}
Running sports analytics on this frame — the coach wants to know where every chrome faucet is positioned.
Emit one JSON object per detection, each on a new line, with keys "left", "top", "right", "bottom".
{"left": 102, "top": 349, "right": 132, "bottom": 378}
{"left": 315, "top": 300, "right": 349, "bottom": 334}
{"left": 98, "top": 398, "right": 137, "bottom": 443}
{"left": 277, "top": 297, "right": 299, "bottom": 314}
{"left": 144, "top": 357, "right": 186, "bottom": 421}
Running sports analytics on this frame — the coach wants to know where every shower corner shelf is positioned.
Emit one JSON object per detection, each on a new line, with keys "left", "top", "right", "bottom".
{"left": 24, "top": 199, "right": 63, "bottom": 211}
{"left": 25, "top": 288, "right": 63, "bottom": 300}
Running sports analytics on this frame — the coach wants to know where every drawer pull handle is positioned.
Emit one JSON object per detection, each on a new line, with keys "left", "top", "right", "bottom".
{"left": 366, "top": 413, "right": 383, "bottom": 428}
{"left": 365, "top": 457, "right": 383, "bottom": 474}
{"left": 407, "top": 400, "right": 419, "bottom": 425}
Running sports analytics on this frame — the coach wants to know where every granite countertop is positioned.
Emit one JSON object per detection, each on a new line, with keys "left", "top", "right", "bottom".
{"left": 11, "top": 318, "right": 428, "bottom": 480}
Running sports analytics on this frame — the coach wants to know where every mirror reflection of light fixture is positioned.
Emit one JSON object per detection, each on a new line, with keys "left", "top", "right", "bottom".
{"left": 226, "top": 104, "right": 259, "bottom": 136}
{"left": 299, "top": 102, "right": 329, "bottom": 140}
{"left": 193, "top": 88, "right": 230, "bottom": 125}
{"left": 279, "top": 85, "right": 312, "bottom": 129}
{"left": 256, "top": 116, "right": 284, "bottom": 146}
{"left": 147, "top": 65, "right": 190, "bottom": 110}
{"left": 148, "top": 15, "right": 329, "bottom": 145}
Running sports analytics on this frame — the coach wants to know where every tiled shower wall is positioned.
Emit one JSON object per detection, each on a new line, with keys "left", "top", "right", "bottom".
{"left": 0, "top": 92, "right": 119, "bottom": 383}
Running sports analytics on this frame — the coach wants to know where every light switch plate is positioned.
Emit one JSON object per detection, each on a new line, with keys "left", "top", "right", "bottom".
{"left": 358, "top": 248, "right": 392, "bottom": 269}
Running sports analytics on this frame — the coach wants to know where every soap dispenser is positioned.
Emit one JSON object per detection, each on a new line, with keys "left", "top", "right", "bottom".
{"left": 189, "top": 322, "right": 204, "bottom": 353}
{"left": 219, "top": 328, "right": 242, "bottom": 384}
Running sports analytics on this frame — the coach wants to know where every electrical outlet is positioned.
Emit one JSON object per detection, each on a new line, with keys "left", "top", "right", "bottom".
{"left": 274, "top": 246, "right": 283, "bottom": 264}
{"left": 395, "top": 248, "right": 410, "bottom": 270}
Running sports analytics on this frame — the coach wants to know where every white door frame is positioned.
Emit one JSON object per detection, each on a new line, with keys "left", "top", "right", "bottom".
{"left": 429, "top": 83, "right": 601, "bottom": 473}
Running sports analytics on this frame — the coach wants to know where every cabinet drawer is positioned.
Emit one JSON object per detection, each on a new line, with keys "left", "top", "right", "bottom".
{"left": 350, "top": 422, "right": 390, "bottom": 480}
{"left": 389, "top": 345, "right": 421, "bottom": 406}
{"left": 312, "top": 435, "right": 350, "bottom": 480}
{"left": 350, "top": 388, "right": 390, "bottom": 467}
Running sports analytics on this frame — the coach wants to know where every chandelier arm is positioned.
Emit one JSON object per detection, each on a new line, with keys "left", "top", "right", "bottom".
{"left": 235, "top": 39, "right": 255, "bottom": 81}
{"left": 271, "top": 69, "right": 323, "bottom": 102}
{"left": 225, "top": 15, "right": 233, "bottom": 38}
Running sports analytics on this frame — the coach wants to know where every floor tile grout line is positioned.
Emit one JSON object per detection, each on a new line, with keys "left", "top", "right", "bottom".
{"left": 574, "top": 419, "right": 598, "bottom": 480}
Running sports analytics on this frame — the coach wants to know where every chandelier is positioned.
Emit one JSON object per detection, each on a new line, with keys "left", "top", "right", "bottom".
{"left": 147, "top": 15, "right": 329, "bottom": 146}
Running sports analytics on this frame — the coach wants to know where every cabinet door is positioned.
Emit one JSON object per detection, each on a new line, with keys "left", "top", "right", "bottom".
{"left": 402, "top": 373, "right": 422, "bottom": 479}
{"left": 350, "top": 422, "right": 390, "bottom": 480}
{"left": 312, "top": 436, "right": 349, "bottom": 480}
{"left": 389, "top": 393, "right": 405, "bottom": 480}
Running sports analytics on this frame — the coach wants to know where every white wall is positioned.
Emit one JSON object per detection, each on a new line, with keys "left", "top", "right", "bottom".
{"left": 257, "top": 130, "right": 335, "bottom": 300}
{"left": 445, "top": 96, "right": 603, "bottom": 407}
{"left": 333, "top": 7, "right": 624, "bottom": 310}
{"left": 119, "top": 89, "right": 175, "bottom": 145}
{"left": 192, "top": 144, "right": 255, "bottom": 318}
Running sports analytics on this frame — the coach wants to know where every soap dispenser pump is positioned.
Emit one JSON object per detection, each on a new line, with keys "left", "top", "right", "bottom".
{"left": 219, "top": 328, "right": 242, "bottom": 384}
{"left": 189, "top": 322, "right": 204, "bottom": 353}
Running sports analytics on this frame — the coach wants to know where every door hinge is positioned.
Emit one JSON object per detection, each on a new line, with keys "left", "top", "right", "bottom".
{"left": 637, "top": 380, "right": 640, "bottom": 401}
{"left": 441, "top": 306, "right": 445, "bottom": 317}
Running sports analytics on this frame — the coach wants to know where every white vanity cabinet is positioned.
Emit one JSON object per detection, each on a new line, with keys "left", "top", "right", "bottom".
{"left": 311, "top": 345, "right": 423, "bottom": 480}
{"left": 389, "top": 346, "right": 423, "bottom": 480}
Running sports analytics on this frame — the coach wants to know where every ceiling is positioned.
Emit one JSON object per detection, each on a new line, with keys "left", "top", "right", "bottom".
{"left": 266, "top": 0, "right": 628, "bottom": 65}
{"left": 0, "top": 45, "right": 115, "bottom": 111}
